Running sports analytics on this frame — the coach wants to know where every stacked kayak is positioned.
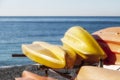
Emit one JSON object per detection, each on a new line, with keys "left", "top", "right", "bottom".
{"left": 22, "top": 26, "right": 120, "bottom": 67}
{"left": 22, "top": 41, "right": 77, "bottom": 69}
{"left": 22, "top": 42, "right": 66, "bottom": 68}
{"left": 92, "top": 27, "right": 120, "bottom": 65}
{"left": 22, "top": 26, "right": 107, "bottom": 69}
{"left": 61, "top": 26, "right": 106, "bottom": 63}
{"left": 20, "top": 26, "right": 120, "bottom": 80}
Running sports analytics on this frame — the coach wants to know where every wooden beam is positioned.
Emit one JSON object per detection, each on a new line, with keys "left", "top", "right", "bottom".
{"left": 12, "top": 54, "right": 26, "bottom": 57}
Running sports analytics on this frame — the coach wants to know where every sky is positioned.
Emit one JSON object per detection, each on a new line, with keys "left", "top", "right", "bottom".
{"left": 0, "top": 0, "right": 120, "bottom": 16}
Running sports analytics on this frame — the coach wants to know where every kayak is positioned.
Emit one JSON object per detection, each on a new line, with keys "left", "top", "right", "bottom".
{"left": 15, "top": 70, "right": 56, "bottom": 80}
{"left": 61, "top": 26, "right": 107, "bottom": 63}
{"left": 92, "top": 27, "right": 120, "bottom": 43}
{"left": 92, "top": 27, "right": 120, "bottom": 65}
{"left": 75, "top": 66, "right": 120, "bottom": 80}
{"left": 22, "top": 42, "right": 66, "bottom": 68}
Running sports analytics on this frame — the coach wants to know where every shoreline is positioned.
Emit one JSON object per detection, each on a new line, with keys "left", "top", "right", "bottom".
{"left": 0, "top": 64, "right": 39, "bottom": 80}
{"left": 0, "top": 64, "right": 120, "bottom": 80}
{"left": 0, "top": 64, "right": 76, "bottom": 80}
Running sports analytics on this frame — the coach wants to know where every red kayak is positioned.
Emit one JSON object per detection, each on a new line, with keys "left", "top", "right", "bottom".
{"left": 92, "top": 27, "right": 120, "bottom": 65}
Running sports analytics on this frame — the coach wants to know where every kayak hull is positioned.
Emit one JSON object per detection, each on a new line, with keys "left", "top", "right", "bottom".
{"left": 92, "top": 27, "right": 120, "bottom": 65}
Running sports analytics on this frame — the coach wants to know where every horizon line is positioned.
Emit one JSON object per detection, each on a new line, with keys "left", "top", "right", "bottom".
{"left": 0, "top": 16, "right": 120, "bottom": 17}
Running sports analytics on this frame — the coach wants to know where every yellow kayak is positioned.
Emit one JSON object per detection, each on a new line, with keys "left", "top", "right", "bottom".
{"left": 61, "top": 26, "right": 107, "bottom": 63}
{"left": 33, "top": 41, "right": 77, "bottom": 68}
{"left": 22, "top": 42, "right": 66, "bottom": 68}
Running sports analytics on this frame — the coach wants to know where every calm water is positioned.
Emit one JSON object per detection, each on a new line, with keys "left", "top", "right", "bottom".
{"left": 0, "top": 16, "right": 120, "bottom": 66}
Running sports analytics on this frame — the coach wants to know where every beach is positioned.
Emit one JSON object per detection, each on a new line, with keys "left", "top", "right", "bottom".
{"left": 0, "top": 64, "right": 78, "bottom": 80}
{"left": 0, "top": 64, "right": 38, "bottom": 80}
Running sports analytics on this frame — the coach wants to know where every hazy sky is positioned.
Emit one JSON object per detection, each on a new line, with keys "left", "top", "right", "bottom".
{"left": 0, "top": 0, "right": 120, "bottom": 16}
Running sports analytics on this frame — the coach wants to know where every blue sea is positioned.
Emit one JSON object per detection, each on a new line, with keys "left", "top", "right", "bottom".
{"left": 0, "top": 16, "right": 120, "bottom": 67}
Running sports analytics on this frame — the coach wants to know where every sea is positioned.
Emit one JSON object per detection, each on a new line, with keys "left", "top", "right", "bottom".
{"left": 0, "top": 16, "right": 120, "bottom": 67}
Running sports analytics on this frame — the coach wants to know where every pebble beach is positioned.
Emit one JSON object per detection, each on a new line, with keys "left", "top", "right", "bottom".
{"left": 0, "top": 64, "right": 78, "bottom": 80}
